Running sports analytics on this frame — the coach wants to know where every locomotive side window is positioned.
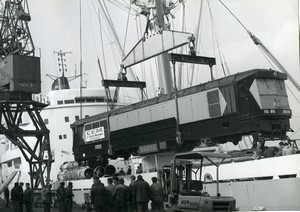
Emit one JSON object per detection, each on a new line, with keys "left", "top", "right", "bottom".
{"left": 207, "top": 90, "right": 221, "bottom": 117}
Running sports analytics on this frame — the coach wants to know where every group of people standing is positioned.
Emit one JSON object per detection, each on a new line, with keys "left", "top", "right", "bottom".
{"left": 54, "top": 182, "right": 74, "bottom": 212}
{"left": 5, "top": 182, "right": 34, "bottom": 212}
{"left": 90, "top": 175, "right": 164, "bottom": 212}
{"left": 41, "top": 181, "right": 74, "bottom": 212}
{"left": 253, "top": 141, "right": 297, "bottom": 159}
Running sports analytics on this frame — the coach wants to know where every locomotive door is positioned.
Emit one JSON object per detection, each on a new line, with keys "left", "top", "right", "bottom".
{"left": 238, "top": 81, "right": 250, "bottom": 117}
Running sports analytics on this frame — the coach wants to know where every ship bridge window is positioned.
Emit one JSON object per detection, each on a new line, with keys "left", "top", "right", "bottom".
{"left": 44, "top": 119, "right": 49, "bottom": 125}
{"left": 57, "top": 100, "right": 64, "bottom": 105}
{"left": 96, "top": 97, "right": 105, "bottom": 102}
{"left": 58, "top": 134, "right": 67, "bottom": 139}
{"left": 75, "top": 96, "right": 108, "bottom": 103}
{"left": 75, "top": 98, "right": 84, "bottom": 103}
{"left": 65, "top": 99, "right": 75, "bottom": 104}
{"left": 65, "top": 117, "right": 69, "bottom": 122}
{"left": 75, "top": 115, "right": 80, "bottom": 121}
{"left": 86, "top": 98, "right": 96, "bottom": 103}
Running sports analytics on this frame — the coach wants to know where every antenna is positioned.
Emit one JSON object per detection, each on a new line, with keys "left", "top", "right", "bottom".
{"left": 53, "top": 50, "right": 72, "bottom": 76}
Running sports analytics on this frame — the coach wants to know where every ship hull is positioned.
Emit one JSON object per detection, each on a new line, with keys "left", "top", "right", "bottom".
{"left": 205, "top": 178, "right": 300, "bottom": 211}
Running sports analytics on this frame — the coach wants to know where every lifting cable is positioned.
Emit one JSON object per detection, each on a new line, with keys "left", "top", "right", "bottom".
{"left": 218, "top": 0, "right": 249, "bottom": 33}
{"left": 122, "top": 3, "right": 131, "bottom": 58}
{"left": 133, "top": 14, "right": 148, "bottom": 97}
{"left": 188, "top": 0, "right": 203, "bottom": 87}
{"left": 91, "top": 0, "right": 108, "bottom": 78}
{"left": 88, "top": 1, "right": 100, "bottom": 60}
{"left": 79, "top": 0, "right": 83, "bottom": 118}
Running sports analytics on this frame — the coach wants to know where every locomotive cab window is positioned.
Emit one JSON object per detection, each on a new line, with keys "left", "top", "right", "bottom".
{"left": 251, "top": 79, "right": 289, "bottom": 109}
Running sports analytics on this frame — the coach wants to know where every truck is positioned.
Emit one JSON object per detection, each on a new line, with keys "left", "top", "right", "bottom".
{"left": 163, "top": 151, "right": 236, "bottom": 211}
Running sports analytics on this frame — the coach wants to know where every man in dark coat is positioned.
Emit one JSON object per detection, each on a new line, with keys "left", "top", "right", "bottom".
{"left": 105, "top": 178, "right": 115, "bottom": 211}
{"left": 126, "top": 166, "right": 132, "bottom": 175}
{"left": 23, "top": 183, "right": 34, "bottom": 212}
{"left": 56, "top": 182, "right": 66, "bottom": 212}
{"left": 4, "top": 186, "right": 10, "bottom": 207}
{"left": 65, "top": 182, "right": 74, "bottom": 212}
{"left": 133, "top": 175, "right": 150, "bottom": 212}
{"left": 128, "top": 175, "right": 136, "bottom": 212}
{"left": 19, "top": 182, "right": 24, "bottom": 212}
{"left": 91, "top": 176, "right": 107, "bottom": 212}
{"left": 113, "top": 178, "right": 128, "bottom": 212}
{"left": 149, "top": 177, "right": 164, "bottom": 212}
{"left": 42, "top": 184, "right": 52, "bottom": 212}
{"left": 11, "top": 182, "right": 21, "bottom": 212}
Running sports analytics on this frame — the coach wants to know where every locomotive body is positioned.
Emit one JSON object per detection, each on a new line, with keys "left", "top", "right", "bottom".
{"left": 72, "top": 69, "right": 291, "bottom": 162}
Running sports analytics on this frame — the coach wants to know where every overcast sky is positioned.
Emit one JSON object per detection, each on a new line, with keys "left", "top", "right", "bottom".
{"left": 27, "top": 0, "right": 300, "bottom": 136}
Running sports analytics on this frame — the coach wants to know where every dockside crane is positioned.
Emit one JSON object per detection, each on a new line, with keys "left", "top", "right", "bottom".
{"left": 0, "top": 0, "right": 53, "bottom": 188}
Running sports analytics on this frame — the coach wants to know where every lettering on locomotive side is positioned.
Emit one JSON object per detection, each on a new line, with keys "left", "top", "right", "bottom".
{"left": 83, "top": 119, "right": 108, "bottom": 144}
{"left": 85, "top": 126, "right": 105, "bottom": 143}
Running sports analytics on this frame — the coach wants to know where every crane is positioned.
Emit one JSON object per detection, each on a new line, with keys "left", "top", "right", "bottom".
{"left": 0, "top": 0, "right": 53, "bottom": 188}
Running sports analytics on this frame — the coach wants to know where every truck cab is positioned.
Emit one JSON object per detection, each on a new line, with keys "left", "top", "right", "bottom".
{"left": 164, "top": 151, "right": 236, "bottom": 211}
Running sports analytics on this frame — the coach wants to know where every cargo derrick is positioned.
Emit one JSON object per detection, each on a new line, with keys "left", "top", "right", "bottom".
{"left": 71, "top": 1, "right": 291, "bottom": 167}
{"left": 0, "top": 0, "right": 53, "bottom": 188}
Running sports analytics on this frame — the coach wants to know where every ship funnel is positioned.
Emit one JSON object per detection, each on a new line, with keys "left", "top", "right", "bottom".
{"left": 52, "top": 76, "right": 70, "bottom": 90}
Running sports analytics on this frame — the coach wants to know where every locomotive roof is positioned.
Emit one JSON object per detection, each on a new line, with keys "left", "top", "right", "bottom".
{"left": 71, "top": 69, "right": 286, "bottom": 127}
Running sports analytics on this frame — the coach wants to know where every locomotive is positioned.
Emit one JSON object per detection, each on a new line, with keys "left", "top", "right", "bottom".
{"left": 71, "top": 69, "right": 291, "bottom": 165}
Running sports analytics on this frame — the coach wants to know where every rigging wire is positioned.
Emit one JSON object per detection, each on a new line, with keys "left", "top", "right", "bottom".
{"left": 97, "top": 7, "right": 108, "bottom": 78}
{"left": 286, "top": 83, "right": 300, "bottom": 104}
{"left": 136, "top": 14, "right": 148, "bottom": 95}
{"left": 87, "top": 1, "right": 100, "bottom": 59}
{"left": 102, "top": 0, "right": 140, "bottom": 83}
{"left": 106, "top": 0, "right": 137, "bottom": 15}
{"left": 218, "top": 0, "right": 300, "bottom": 104}
{"left": 188, "top": 0, "right": 204, "bottom": 86}
{"left": 122, "top": 3, "right": 132, "bottom": 58}
{"left": 218, "top": 0, "right": 249, "bottom": 33}
{"left": 79, "top": 0, "right": 83, "bottom": 119}
{"left": 177, "top": 0, "right": 186, "bottom": 90}
{"left": 299, "top": 0, "right": 300, "bottom": 76}
{"left": 207, "top": 0, "right": 230, "bottom": 76}
{"left": 91, "top": 0, "right": 112, "bottom": 78}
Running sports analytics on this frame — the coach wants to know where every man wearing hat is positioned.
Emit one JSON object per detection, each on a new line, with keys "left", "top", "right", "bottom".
{"left": 133, "top": 175, "right": 150, "bottom": 212}
{"left": 56, "top": 182, "right": 66, "bottom": 212}
{"left": 91, "top": 175, "right": 107, "bottom": 212}
{"left": 65, "top": 182, "right": 74, "bottom": 212}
